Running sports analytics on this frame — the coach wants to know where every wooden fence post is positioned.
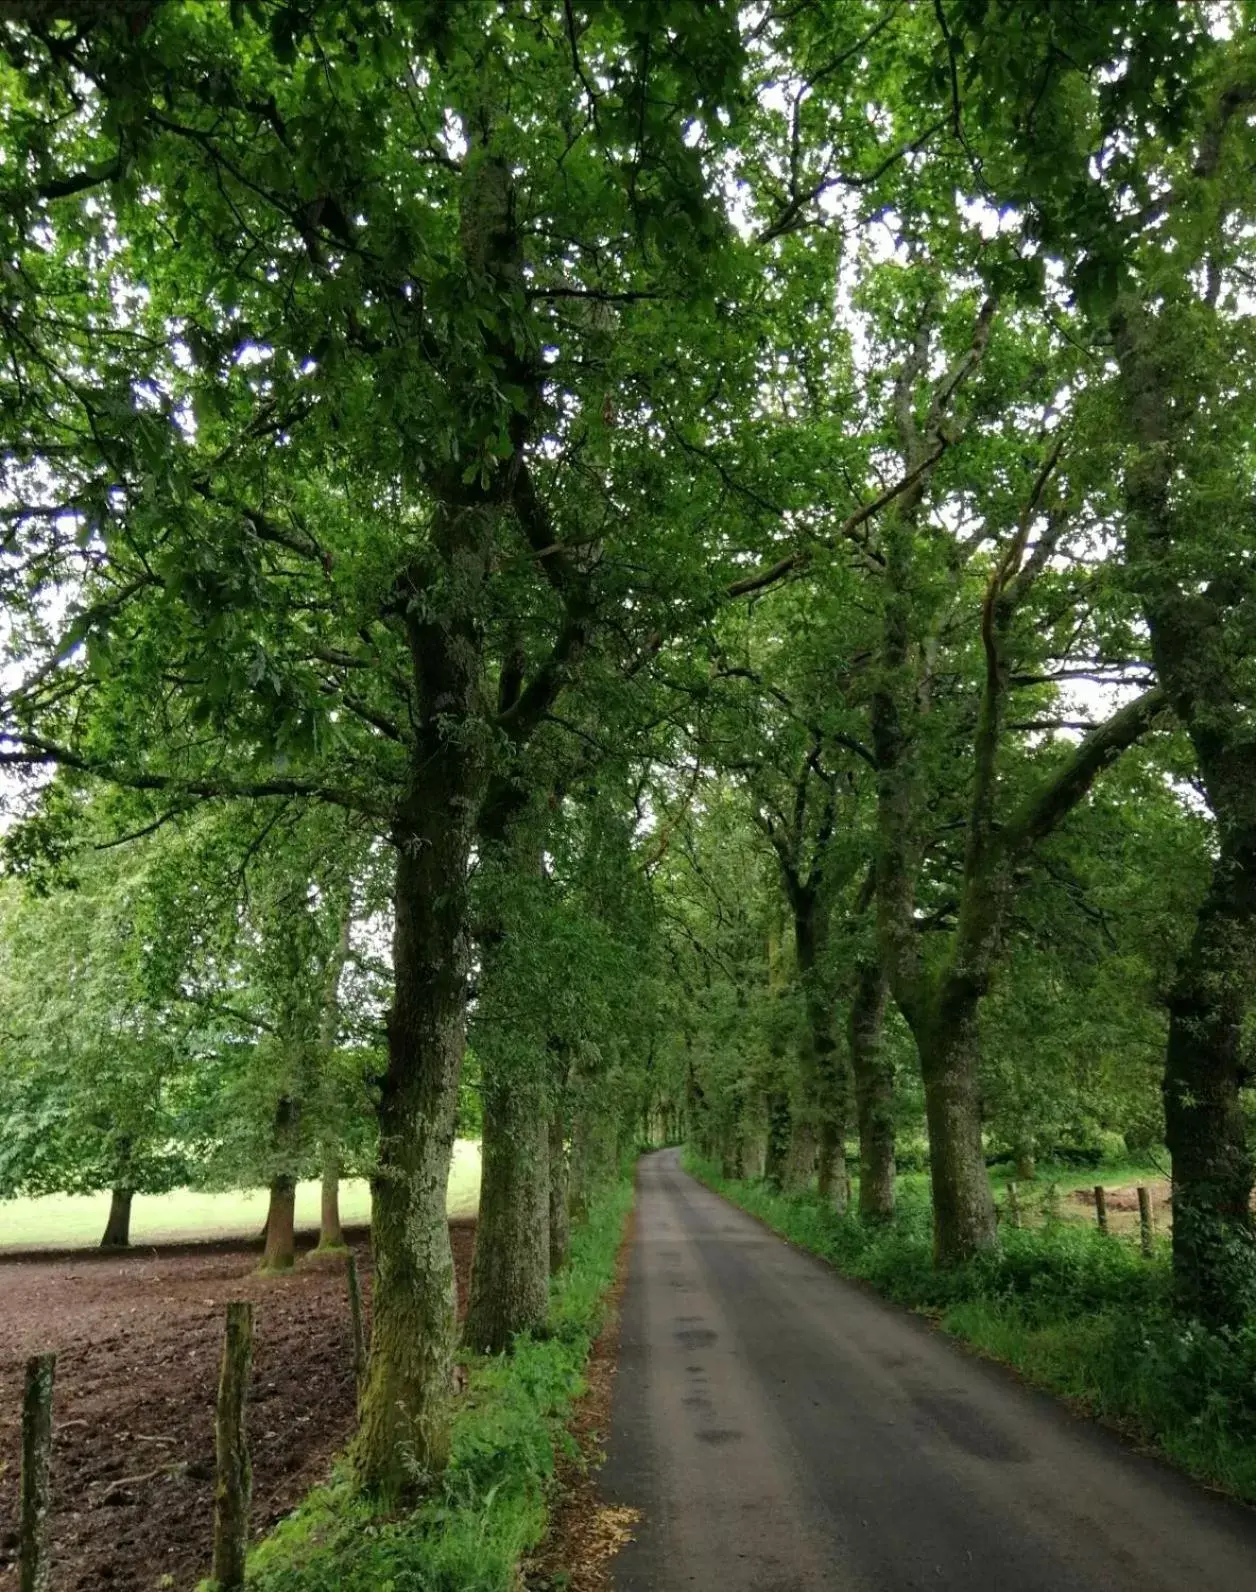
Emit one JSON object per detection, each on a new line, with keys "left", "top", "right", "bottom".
{"left": 212, "top": 1301, "right": 254, "bottom": 1592}
{"left": 346, "top": 1251, "right": 367, "bottom": 1388}
{"left": 1006, "top": 1181, "right": 1020, "bottom": 1230}
{"left": 19, "top": 1352, "right": 55, "bottom": 1592}
{"left": 1094, "top": 1184, "right": 1108, "bottom": 1235}
{"left": 1137, "top": 1185, "right": 1154, "bottom": 1258}
{"left": 1045, "top": 1182, "right": 1060, "bottom": 1224}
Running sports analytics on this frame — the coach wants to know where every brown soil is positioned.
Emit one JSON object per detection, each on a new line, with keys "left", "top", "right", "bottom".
{"left": 1068, "top": 1178, "right": 1172, "bottom": 1234}
{"left": 525, "top": 1206, "right": 638, "bottom": 1592}
{"left": 0, "top": 1220, "right": 476, "bottom": 1592}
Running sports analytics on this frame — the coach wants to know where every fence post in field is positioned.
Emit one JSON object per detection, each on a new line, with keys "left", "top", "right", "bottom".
{"left": 346, "top": 1250, "right": 367, "bottom": 1388}
{"left": 1006, "top": 1181, "right": 1020, "bottom": 1230}
{"left": 1137, "top": 1185, "right": 1154, "bottom": 1258}
{"left": 212, "top": 1301, "right": 254, "bottom": 1592}
{"left": 1045, "top": 1182, "right": 1060, "bottom": 1224}
{"left": 1093, "top": 1184, "right": 1108, "bottom": 1235}
{"left": 18, "top": 1352, "right": 55, "bottom": 1592}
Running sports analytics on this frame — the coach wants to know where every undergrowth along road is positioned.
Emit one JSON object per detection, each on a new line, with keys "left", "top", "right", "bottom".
{"left": 685, "top": 1150, "right": 1256, "bottom": 1502}
{"left": 229, "top": 1174, "right": 634, "bottom": 1592}
{"left": 603, "top": 1150, "right": 1256, "bottom": 1592}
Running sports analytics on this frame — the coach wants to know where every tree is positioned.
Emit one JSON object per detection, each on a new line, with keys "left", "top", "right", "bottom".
{"left": 934, "top": 0, "right": 1256, "bottom": 1315}
{"left": 0, "top": 820, "right": 204, "bottom": 1245}
{"left": 0, "top": 1, "right": 747, "bottom": 1490}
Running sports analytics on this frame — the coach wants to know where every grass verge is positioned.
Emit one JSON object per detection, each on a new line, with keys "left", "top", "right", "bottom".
{"left": 224, "top": 1174, "right": 634, "bottom": 1592}
{"left": 683, "top": 1150, "right": 1256, "bottom": 1501}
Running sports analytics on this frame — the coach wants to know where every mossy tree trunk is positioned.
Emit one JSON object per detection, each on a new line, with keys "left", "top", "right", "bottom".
{"left": 909, "top": 682, "right": 1159, "bottom": 1262}
{"left": 815, "top": 1121, "right": 847, "bottom": 1209}
{"left": 548, "top": 1108, "right": 571, "bottom": 1273}
{"left": 463, "top": 799, "right": 555, "bottom": 1351}
{"left": 741, "top": 1118, "right": 767, "bottom": 1180}
{"left": 796, "top": 908, "right": 849, "bottom": 1208}
{"left": 569, "top": 1102, "right": 618, "bottom": 1219}
{"left": 763, "top": 1090, "right": 791, "bottom": 1187}
{"left": 850, "top": 959, "right": 894, "bottom": 1220}
{"left": 352, "top": 771, "right": 482, "bottom": 1494}
{"left": 781, "top": 1116, "right": 817, "bottom": 1194}
{"left": 1161, "top": 858, "right": 1256, "bottom": 1321}
{"left": 464, "top": 1052, "right": 551, "bottom": 1353}
{"left": 914, "top": 994, "right": 997, "bottom": 1262}
{"left": 1115, "top": 292, "right": 1256, "bottom": 1324}
{"left": 720, "top": 1120, "right": 745, "bottom": 1181}
{"left": 350, "top": 494, "right": 490, "bottom": 1491}
{"left": 870, "top": 299, "right": 997, "bottom": 1265}
{"left": 354, "top": 137, "right": 536, "bottom": 1491}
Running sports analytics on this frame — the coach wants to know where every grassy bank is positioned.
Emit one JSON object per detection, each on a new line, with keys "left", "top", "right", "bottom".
{"left": 684, "top": 1151, "right": 1256, "bottom": 1501}
{"left": 223, "top": 1174, "right": 633, "bottom": 1592}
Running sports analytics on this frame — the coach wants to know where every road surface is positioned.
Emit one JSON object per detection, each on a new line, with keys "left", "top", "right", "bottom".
{"left": 602, "top": 1148, "right": 1256, "bottom": 1591}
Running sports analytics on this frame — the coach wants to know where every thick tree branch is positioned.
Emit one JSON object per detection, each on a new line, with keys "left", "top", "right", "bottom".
{"left": 999, "top": 686, "right": 1166, "bottom": 858}
{"left": 0, "top": 734, "right": 390, "bottom": 818}
{"left": 725, "top": 443, "right": 946, "bottom": 599}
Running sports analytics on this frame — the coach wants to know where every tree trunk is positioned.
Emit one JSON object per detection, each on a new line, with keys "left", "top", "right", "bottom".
{"left": 917, "top": 994, "right": 998, "bottom": 1264}
{"left": 260, "top": 1175, "right": 297, "bottom": 1272}
{"left": 795, "top": 901, "right": 850, "bottom": 1208}
{"left": 816, "top": 1123, "right": 847, "bottom": 1209}
{"left": 742, "top": 1121, "right": 766, "bottom": 1180}
{"left": 101, "top": 1187, "right": 133, "bottom": 1248}
{"left": 259, "top": 1092, "right": 300, "bottom": 1272}
{"left": 763, "top": 1091, "right": 791, "bottom": 1187}
{"left": 352, "top": 138, "right": 518, "bottom": 1490}
{"left": 1162, "top": 848, "right": 1256, "bottom": 1323}
{"left": 548, "top": 1110, "right": 570, "bottom": 1274}
{"left": 850, "top": 961, "right": 895, "bottom": 1220}
{"left": 464, "top": 1058, "right": 550, "bottom": 1354}
{"left": 464, "top": 815, "right": 553, "bottom": 1353}
{"left": 317, "top": 1150, "right": 344, "bottom": 1251}
{"left": 721, "top": 1117, "right": 746, "bottom": 1180}
{"left": 352, "top": 795, "right": 478, "bottom": 1495}
{"left": 314, "top": 905, "right": 353, "bottom": 1255}
{"left": 781, "top": 1118, "right": 817, "bottom": 1194}
{"left": 1113, "top": 297, "right": 1256, "bottom": 1323}
{"left": 569, "top": 1106, "right": 617, "bottom": 1219}
{"left": 1014, "top": 1146, "right": 1036, "bottom": 1183}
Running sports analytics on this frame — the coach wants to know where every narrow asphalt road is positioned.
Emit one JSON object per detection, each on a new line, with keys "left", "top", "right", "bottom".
{"left": 602, "top": 1148, "right": 1256, "bottom": 1592}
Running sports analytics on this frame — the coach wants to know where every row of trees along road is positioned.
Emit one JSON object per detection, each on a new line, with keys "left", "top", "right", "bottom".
{"left": 2, "top": 0, "right": 1255, "bottom": 1496}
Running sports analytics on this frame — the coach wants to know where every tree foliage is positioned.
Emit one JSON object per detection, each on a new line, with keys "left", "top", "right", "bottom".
{"left": 3, "top": 0, "right": 1256, "bottom": 1507}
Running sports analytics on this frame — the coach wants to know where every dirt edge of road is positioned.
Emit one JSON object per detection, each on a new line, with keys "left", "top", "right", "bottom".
{"left": 526, "top": 1200, "right": 640, "bottom": 1592}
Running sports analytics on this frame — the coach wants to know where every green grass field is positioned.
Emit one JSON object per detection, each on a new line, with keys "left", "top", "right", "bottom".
{"left": 893, "top": 1149, "right": 1171, "bottom": 1214}
{"left": 0, "top": 1138, "right": 481, "bottom": 1252}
